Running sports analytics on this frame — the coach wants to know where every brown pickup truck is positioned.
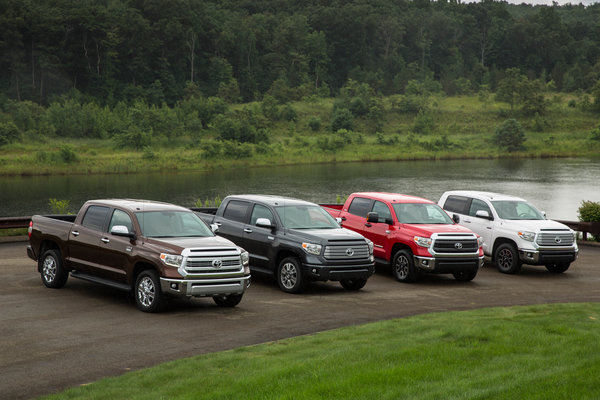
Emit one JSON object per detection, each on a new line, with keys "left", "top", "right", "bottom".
{"left": 27, "top": 199, "right": 251, "bottom": 312}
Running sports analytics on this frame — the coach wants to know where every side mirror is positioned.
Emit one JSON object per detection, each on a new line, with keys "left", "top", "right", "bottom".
{"left": 366, "top": 212, "right": 379, "bottom": 223}
{"left": 335, "top": 217, "right": 343, "bottom": 226}
{"left": 210, "top": 223, "right": 219, "bottom": 233}
{"left": 541, "top": 211, "right": 547, "bottom": 219}
{"left": 111, "top": 225, "right": 136, "bottom": 239}
{"left": 256, "top": 218, "right": 274, "bottom": 229}
{"left": 475, "top": 210, "right": 493, "bottom": 220}
{"left": 452, "top": 214, "right": 460, "bottom": 224}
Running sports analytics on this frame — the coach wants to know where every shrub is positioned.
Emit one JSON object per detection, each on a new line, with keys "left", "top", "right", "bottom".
{"left": 578, "top": 200, "right": 600, "bottom": 241}
{"left": 280, "top": 104, "right": 298, "bottom": 122}
{"left": 113, "top": 126, "right": 152, "bottom": 150}
{"left": 494, "top": 119, "right": 526, "bottom": 152}
{"left": 590, "top": 124, "right": 600, "bottom": 141}
{"left": 0, "top": 121, "right": 20, "bottom": 146}
{"left": 59, "top": 146, "right": 78, "bottom": 163}
{"left": 330, "top": 108, "right": 354, "bottom": 132}
{"left": 308, "top": 117, "right": 321, "bottom": 132}
{"left": 49, "top": 198, "right": 70, "bottom": 214}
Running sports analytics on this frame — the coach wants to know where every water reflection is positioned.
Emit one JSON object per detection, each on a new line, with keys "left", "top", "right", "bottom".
{"left": 1, "top": 157, "right": 599, "bottom": 220}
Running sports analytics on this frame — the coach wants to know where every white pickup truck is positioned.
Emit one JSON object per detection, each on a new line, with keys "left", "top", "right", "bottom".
{"left": 438, "top": 191, "right": 578, "bottom": 274}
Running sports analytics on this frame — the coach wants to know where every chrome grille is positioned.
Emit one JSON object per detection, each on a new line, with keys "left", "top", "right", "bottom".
{"left": 183, "top": 247, "right": 242, "bottom": 274}
{"left": 536, "top": 232, "right": 574, "bottom": 246}
{"left": 324, "top": 241, "right": 369, "bottom": 260}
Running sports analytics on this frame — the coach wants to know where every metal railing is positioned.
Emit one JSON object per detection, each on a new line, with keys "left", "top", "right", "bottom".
{"left": 0, "top": 216, "right": 31, "bottom": 230}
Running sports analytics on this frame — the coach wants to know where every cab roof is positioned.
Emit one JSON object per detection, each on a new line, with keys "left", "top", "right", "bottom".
{"left": 443, "top": 190, "right": 526, "bottom": 202}
{"left": 85, "top": 199, "right": 190, "bottom": 213}
{"left": 352, "top": 192, "right": 433, "bottom": 204}
{"left": 225, "top": 194, "right": 316, "bottom": 207}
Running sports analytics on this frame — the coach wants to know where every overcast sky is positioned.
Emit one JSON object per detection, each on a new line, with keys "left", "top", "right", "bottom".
{"left": 474, "top": 0, "right": 600, "bottom": 5}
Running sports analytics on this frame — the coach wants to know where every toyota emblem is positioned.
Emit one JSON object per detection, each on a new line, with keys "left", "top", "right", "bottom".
{"left": 554, "top": 236, "right": 562, "bottom": 244}
{"left": 454, "top": 242, "right": 463, "bottom": 249}
{"left": 212, "top": 259, "right": 223, "bottom": 268}
{"left": 346, "top": 248, "right": 354, "bottom": 256}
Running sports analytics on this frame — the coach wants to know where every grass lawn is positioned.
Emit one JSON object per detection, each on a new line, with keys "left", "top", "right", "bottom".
{"left": 40, "top": 302, "right": 600, "bottom": 399}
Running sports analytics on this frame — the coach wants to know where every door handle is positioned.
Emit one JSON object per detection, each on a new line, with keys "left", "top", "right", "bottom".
{"left": 364, "top": 223, "right": 372, "bottom": 227}
{"left": 244, "top": 228, "right": 252, "bottom": 233}
{"left": 71, "top": 231, "right": 79, "bottom": 237}
{"left": 101, "top": 238, "right": 110, "bottom": 243}
{"left": 215, "top": 222, "right": 222, "bottom": 226}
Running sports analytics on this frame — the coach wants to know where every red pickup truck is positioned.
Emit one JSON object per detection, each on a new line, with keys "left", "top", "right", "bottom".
{"left": 322, "top": 192, "right": 484, "bottom": 282}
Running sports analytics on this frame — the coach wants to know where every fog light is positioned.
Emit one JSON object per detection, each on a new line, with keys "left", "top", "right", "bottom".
{"left": 527, "top": 252, "right": 533, "bottom": 259}
{"left": 312, "top": 268, "right": 317, "bottom": 274}
{"left": 170, "top": 283, "right": 179, "bottom": 290}
{"left": 421, "top": 260, "right": 429, "bottom": 266}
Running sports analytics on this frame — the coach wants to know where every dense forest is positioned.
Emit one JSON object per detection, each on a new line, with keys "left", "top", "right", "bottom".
{"left": 1, "top": 0, "right": 600, "bottom": 105}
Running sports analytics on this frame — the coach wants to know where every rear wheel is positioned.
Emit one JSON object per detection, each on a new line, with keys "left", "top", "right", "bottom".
{"left": 40, "top": 249, "right": 68, "bottom": 288}
{"left": 545, "top": 263, "right": 570, "bottom": 273}
{"left": 494, "top": 243, "right": 522, "bottom": 274}
{"left": 135, "top": 270, "right": 162, "bottom": 313}
{"left": 340, "top": 278, "right": 367, "bottom": 291}
{"left": 213, "top": 293, "right": 244, "bottom": 307}
{"left": 277, "top": 256, "right": 304, "bottom": 293}
{"left": 392, "top": 249, "right": 417, "bottom": 283}
{"left": 452, "top": 269, "right": 478, "bottom": 282}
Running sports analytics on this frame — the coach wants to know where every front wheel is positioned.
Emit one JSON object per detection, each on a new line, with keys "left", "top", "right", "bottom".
{"left": 277, "top": 256, "right": 305, "bottom": 293}
{"left": 340, "top": 278, "right": 367, "bottom": 291}
{"left": 494, "top": 243, "right": 522, "bottom": 274}
{"left": 452, "top": 269, "right": 478, "bottom": 282}
{"left": 40, "top": 249, "right": 69, "bottom": 288}
{"left": 135, "top": 270, "right": 162, "bottom": 313}
{"left": 545, "top": 263, "right": 570, "bottom": 273}
{"left": 213, "top": 293, "right": 244, "bottom": 307}
{"left": 392, "top": 249, "right": 417, "bottom": 283}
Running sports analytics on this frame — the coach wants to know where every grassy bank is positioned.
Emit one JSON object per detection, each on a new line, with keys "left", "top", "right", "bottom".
{"left": 40, "top": 303, "right": 600, "bottom": 399}
{"left": 2, "top": 94, "right": 599, "bottom": 177}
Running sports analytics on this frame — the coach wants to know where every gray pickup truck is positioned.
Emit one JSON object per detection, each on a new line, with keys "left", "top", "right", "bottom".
{"left": 27, "top": 199, "right": 251, "bottom": 312}
{"left": 195, "top": 195, "right": 375, "bottom": 293}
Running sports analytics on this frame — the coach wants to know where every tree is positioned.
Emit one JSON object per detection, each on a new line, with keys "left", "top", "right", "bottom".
{"left": 494, "top": 119, "right": 525, "bottom": 152}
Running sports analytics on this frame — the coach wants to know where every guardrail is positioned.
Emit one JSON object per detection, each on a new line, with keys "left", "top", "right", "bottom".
{"left": 0, "top": 216, "right": 31, "bottom": 230}
{"left": 0, "top": 216, "right": 599, "bottom": 240}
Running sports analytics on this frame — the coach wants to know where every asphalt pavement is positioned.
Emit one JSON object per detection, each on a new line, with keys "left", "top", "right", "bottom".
{"left": 1, "top": 241, "right": 599, "bottom": 399}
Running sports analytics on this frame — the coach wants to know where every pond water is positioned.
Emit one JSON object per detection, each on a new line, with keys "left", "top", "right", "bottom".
{"left": 1, "top": 157, "right": 599, "bottom": 220}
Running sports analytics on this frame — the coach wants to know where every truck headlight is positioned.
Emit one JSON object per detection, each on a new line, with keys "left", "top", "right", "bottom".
{"left": 518, "top": 231, "right": 535, "bottom": 242}
{"left": 302, "top": 242, "right": 322, "bottom": 255}
{"left": 160, "top": 253, "right": 183, "bottom": 268}
{"left": 365, "top": 239, "right": 374, "bottom": 255}
{"left": 413, "top": 236, "right": 432, "bottom": 248}
{"left": 240, "top": 250, "right": 250, "bottom": 267}
{"left": 477, "top": 236, "right": 484, "bottom": 248}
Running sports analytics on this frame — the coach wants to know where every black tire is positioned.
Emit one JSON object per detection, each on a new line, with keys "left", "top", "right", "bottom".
{"left": 39, "top": 249, "right": 68, "bottom": 288}
{"left": 277, "top": 256, "right": 305, "bottom": 293}
{"left": 213, "top": 293, "right": 244, "bottom": 307}
{"left": 545, "top": 263, "right": 570, "bottom": 273}
{"left": 340, "top": 278, "right": 367, "bottom": 291}
{"left": 494, "top": 243, "right": 522, "bottom": 274}
{"left": 452, "top": 269, "right": 478, "bottom": 282}
{"left": 392, "top": 249, "right": 417, "bottom": 283}
{"left": 134, "top": 270, "right": 162, "bottom": 313}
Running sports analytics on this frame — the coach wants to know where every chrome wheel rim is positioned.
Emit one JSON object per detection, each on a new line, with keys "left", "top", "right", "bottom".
{"left": 138, "top": 276, "right": 155, "bottom": 307}
{"left": 394, "top": 255, "right": 409, "bottom": 279}
{"left": 42, "top": 256, "right": 57, "bottom": 283}
{"left": 498, "top": 248, "right": 513, "bottom": 270}
{"left": 280, "top": 262, "right": 297, "bottom": 289}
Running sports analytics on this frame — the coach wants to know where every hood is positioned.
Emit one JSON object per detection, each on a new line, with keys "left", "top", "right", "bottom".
{"left": 286, "top": 227, "right": 366, "bottom": 243}
{"left": 404, "top": 223, "right": 475, "bottom": 237}
{"left": 500, "top": 219, "right": 572, "bottom": 232}
{"left": 143, "top": 235, "right": 239, "bottom": 254}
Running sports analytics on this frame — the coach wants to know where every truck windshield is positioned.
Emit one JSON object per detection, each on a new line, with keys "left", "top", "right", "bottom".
{"left": 135, "top": 211, "right": 214, "bottom": 238}
{"left": 275, "top": 205, "right": 340, "bottom": 229}
{"left": 393, "top": 203, "right": 454, "bottom": 224}
{"left": 491, "top": 201, "right": 545, "bottom": 220}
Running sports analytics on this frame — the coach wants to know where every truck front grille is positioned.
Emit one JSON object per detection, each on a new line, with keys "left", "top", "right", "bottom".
{"left": 324, "top": 241, "right": 369, "bottom": 260}
{"left": 432, "top": 234, "right": 478, "bottom": 253}
{"left": 536, "top": 231, "right": 574, "bottom": 246}
{"left": 183, "top": 247, "right": 243, "bottom": 274}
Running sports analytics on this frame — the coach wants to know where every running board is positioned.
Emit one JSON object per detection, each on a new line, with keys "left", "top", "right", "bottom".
{"left": 70, "top": 271, "right": 131, "bottom": 292}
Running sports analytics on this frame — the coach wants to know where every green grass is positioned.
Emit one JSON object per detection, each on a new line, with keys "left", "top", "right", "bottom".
{"left": 2, "top": 94, "right": 599, "bottom": 177}
{"left": 40, "top": 303, "right": 600, "bottom": 399}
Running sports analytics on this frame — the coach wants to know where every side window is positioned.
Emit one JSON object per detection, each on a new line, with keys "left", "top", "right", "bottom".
{"left": 81, "top": 206, "right": 110, "bottom": 231}
{"left": 372, "top": 201, "right": 392, "bottom": 223}
{"left": 250, "top": 204, "right": 274, "bottom": 225}
{"left": 222, "top": 200, "right": 250, "bottom": 223}
{"left": 348, "top": 197, "right": 372, "bottom": 218}
{"left": 443, "top": 195, "right": 469, "bottom": 214}
{"left": 109, "top": 209, "right": 133, "bottom": 233}
{"left": 469, "top": 199, "right": 492, "bottom": 217}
